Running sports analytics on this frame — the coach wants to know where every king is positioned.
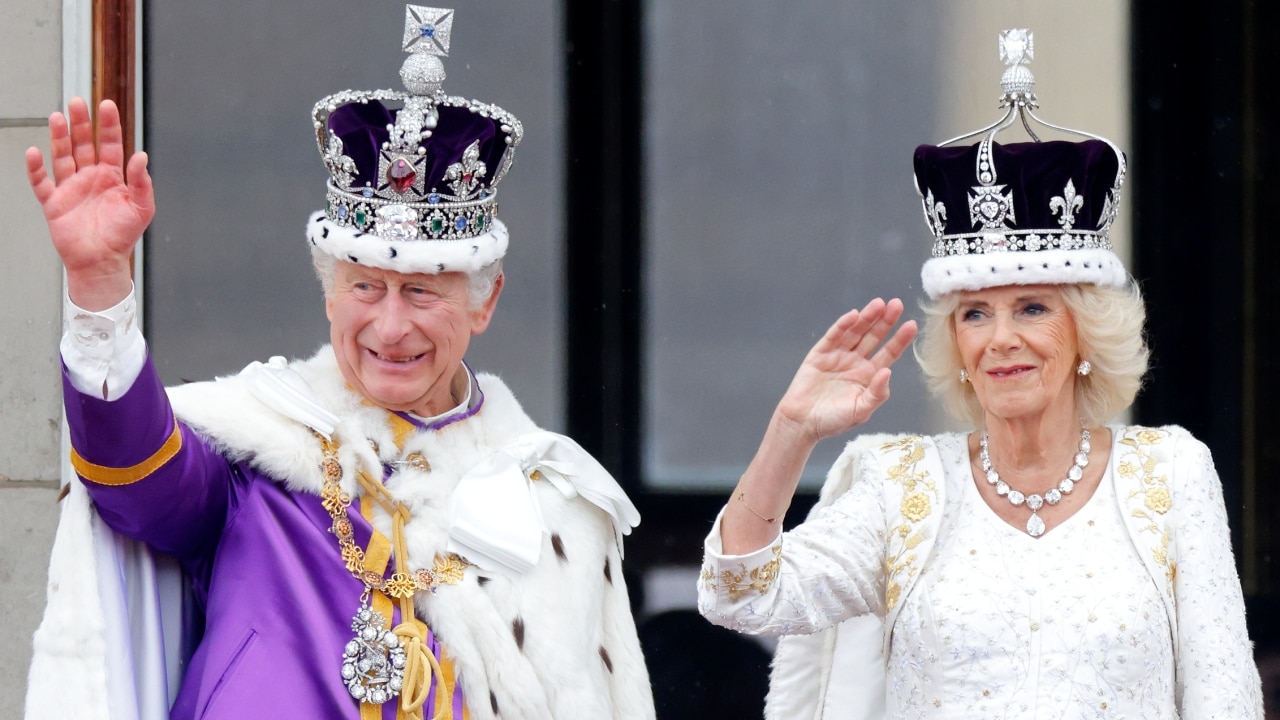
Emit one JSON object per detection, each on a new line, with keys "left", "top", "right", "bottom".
{"left": 24, "top": 6, "right": 656, "bottom": 719}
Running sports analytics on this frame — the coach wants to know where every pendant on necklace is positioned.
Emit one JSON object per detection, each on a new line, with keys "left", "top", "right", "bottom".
{"left": 340, "top": 600, "right": 406, "bottom": 704}
{"left": 981, "top": 428, "right": 1091, "bottom": 538}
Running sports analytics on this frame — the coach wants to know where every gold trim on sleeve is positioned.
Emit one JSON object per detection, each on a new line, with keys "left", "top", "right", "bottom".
{"left": 69, "top": 419, "right": 183, "bottom": 486}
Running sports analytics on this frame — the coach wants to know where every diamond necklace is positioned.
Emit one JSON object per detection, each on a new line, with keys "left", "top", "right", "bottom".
{"left": 979, "top": 428, "right": 1091, "bottom": 537}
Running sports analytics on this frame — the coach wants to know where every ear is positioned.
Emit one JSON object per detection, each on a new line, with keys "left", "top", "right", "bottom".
{"left": 469, "top": 273, "right": 504, "bottom": 336}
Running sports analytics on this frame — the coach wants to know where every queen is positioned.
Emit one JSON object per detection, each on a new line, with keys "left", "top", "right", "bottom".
{"left": 697, "top": 29, "right": 1262, "bottom": 718}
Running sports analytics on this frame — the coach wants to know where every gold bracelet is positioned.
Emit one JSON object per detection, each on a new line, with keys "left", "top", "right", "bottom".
{"left": 737, "top": 490, "right": 781, "bottom": 524}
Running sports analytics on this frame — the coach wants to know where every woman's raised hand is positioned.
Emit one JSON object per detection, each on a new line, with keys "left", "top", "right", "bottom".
{"left": 774, "top": 298, "right": 918, "bottom": 445}
{"left": 26, "top": 97, "right": 155, "bottom": 311}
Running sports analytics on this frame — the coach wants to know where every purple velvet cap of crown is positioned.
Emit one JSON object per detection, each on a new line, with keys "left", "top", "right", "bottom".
{"left": 913, "top": 139, "right": 1120, "bottom": 238}
{"left": 328, "top": 100, "right": 506, "bottom": 195}
{"left": 914, "top": 138, "right": 1129, "bottom": 297}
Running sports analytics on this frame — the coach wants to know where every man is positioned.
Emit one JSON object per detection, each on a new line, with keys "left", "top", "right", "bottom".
{"left": 24, "top": 6, "right": 654, "bottom": 719}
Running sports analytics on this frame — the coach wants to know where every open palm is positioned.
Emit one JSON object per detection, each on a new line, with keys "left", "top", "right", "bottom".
{"left": 776, "top": 298, "right": 918, "bottom": 443}
{"left": 26, "top": 98, "right": 154, "bottom": 307}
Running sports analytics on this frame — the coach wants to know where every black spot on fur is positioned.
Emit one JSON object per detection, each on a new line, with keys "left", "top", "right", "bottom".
{"left": 309, "top": 237, "right": 317, "bottom": 246}
{"left": 388, "top": 246, "right": 398, "bottom": 258}
{"left": 322, "top": 227, "right": 329, "bottom": 239}
{"left": 471, "top": 245, "right": 479, "bottom": 254}
{"left": 437, "top": 263, "right": 445, "bottom": 272}
{"left": 348, "top": 255, "right": 359, "bottom": 263}
{"left": 313, "top": 215, "right": 324, "bottom": 224}
{"left": 477, "top": 575, "right": 491, "bottom": 586}
{"left": 603, "top": 557, "right": 613, "bottom": 584}
{"left": 1064, "top": 260, "right": 1072, "bottom": 267}
{"left": 599, "top": 646, "right": 614, "bottom": 673}
{"left": 354, "top": 232, "right": 365, "bottom": 238}
{"left": 490, "top": 690, "right": 500, "bottom": 714}
{"left": 512, "top": 617, "right": 525, "bottom": 650}
{"left": 551, "top": 533, "right": 568, "bottom": 562}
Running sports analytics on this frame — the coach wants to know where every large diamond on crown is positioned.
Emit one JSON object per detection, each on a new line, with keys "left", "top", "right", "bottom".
{"left": 968, "top": 184, "right": 1016, "bottom": 230}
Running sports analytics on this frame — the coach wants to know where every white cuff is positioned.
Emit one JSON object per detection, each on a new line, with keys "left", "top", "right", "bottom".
{"left": 703, "top": 506, "right": 784, "bottom": 562}
{"left": 61, "top": 284, "right": 147, "bottom": 400}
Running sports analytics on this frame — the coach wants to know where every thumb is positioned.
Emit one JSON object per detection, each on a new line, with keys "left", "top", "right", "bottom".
{"left": 126, "top": 152, "right": 155, "bottom": 219}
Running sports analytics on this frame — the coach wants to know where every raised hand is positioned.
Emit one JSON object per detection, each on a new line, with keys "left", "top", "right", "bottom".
{"left": 26, "top": 97, "right": 155, "bottom": 310}
{"left": 775, "top": 298, "right": 919, "bottom": 445}
{"left": 723, "top": 298, "right": 918, "bottom": 551}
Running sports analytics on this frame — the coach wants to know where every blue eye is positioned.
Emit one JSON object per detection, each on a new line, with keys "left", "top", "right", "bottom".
{"left": 961, "top": 308, "right": 985, "bottom": 321}
{"left": 1024, "top": 303, "right": 1048, "bottom": 315}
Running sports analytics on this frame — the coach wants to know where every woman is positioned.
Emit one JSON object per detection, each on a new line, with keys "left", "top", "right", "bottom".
{"left": 697, "top": 34, "right": 1262, "bottom": 719}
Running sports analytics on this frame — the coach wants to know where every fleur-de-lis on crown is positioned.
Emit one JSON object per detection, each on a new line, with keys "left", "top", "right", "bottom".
{"left": 922, "top": 189, "right": 948, "bottom": 238}
{"left": 1049, "top": 179, "right": 1084, "bottom": 230}
{"left": 445, "top": 140, "right": 488, "bottom": 199}
{"left": 323, "top": 135, "right": 358, "bottom": 189}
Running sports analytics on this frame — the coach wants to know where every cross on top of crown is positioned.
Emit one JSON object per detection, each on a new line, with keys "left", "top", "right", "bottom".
{"left": 403, "top": 6, "right": 454, "bottom": 57}
{"left": 999, "top": 29, "right": 1033, "bottom": 66}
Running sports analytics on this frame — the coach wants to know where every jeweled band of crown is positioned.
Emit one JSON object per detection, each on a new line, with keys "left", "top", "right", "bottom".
{"left": 311, "top": 6, "right": 523, "bottom": 244}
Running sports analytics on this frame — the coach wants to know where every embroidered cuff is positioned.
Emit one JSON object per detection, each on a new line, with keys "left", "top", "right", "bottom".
{"left": 699, "top": 507, "right": 784, "bottom": 603}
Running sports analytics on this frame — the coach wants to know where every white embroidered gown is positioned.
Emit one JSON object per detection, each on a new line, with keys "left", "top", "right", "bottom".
{"left": 698, "top": 429, "right": 1262, "bottom": 719}
{"left": 889, "top": 462, "right": 1175, "bottom": 717}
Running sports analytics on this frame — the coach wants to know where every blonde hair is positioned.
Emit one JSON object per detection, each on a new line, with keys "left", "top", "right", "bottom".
{"left": 913, "top": 281, "right": 1150, "bottom": 427}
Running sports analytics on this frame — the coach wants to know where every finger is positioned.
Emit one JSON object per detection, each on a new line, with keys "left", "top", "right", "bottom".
{"left": 48, "top": 111, "right": 76, "bottom": 184}
{"left": 854, "top": 297, "right": 906, "bottom": 357}
{"left": 67, "top": 97, "right": 97, "bottom": 170}
{"left": 126, "top": 152, "right": 155, "bottom": 218}
{"left": 97, "top": 99, "right": 125, "bottom": 169}
{"left": 810, "top": 306, "right": 861, "bottom": 355}
{"left": 870, "top": 319, "right": 919, "bottom": 369}
{"left": 26, "top": 147, "right": 55, "bottom": 206}
{"left": 863, "top": 367, "right": 893, "bottom": 408}
{"left": 826, "top": 298, "right": 887, "bottom": 352}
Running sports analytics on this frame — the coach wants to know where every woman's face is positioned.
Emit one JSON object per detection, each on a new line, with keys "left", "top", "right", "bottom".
{"left": 953, "top": 285, "right": 1080, "bottom": 424}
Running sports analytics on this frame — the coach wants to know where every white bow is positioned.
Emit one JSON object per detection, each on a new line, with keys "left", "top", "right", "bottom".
{"left": 242, "top": 356, "right": 340, "bottom": 439}
{"left": 448, "top": 431, "right": 641, "bottom": 577}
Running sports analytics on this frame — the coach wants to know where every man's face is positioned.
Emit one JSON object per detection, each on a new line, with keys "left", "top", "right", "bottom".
{"left": 326, "top": 261, "right": 501, "bottom": 416}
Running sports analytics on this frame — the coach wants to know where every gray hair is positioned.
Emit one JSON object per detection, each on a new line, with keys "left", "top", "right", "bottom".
{"left": 310, "top": 245, "right": 503, "bottom": 310}
{"left": 913, "top": 280, "right": 1150, "bottom": 427}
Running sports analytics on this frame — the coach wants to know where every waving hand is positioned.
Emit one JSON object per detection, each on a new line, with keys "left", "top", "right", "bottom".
{"left": 775, "top": 297, "right": 919, "bottom": 445}
{"left": 26, "top": 98, "right": 154, "bottom": 310}
{"left": 723, "top": 298, "right": 917, "bottom": 553}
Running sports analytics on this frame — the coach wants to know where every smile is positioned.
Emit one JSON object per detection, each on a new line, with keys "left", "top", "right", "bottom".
{"left": 989, "top": 366, "right": 1034, "bottom": 378}
{"left": 371, "top": 350, "right": 425, "bottom": 363}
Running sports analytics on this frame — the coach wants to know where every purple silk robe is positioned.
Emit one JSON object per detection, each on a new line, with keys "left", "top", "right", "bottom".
{"left": 65, "top": 355, "right": 436, "bottom": 719}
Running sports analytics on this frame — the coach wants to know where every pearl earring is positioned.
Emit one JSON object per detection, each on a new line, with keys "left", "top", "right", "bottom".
{"left": 1077, "top": 360, "right": 1092, "bottom": 376}
{"left": 959, "top": 369, "right": 969, "bottom": 383}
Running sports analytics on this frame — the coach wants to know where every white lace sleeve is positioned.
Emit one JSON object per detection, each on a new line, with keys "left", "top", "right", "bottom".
{"left": 697, "top": 445, "right": 886, "bottom": 636}
{"left": 1169, "top": 431, "right": 1264, "bottom": 718}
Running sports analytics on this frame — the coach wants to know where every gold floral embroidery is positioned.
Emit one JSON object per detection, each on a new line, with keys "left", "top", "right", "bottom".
{"left": 1144, "top": 486, "right": 1171, "bottom": 514}
{"left": 880, "top": 436, "right": 936, "bottom": 610}
{"left": 1120, "top": 428, "right": 1176, "bottom": 591}
{"left": 699, "top": 566, "right": 717, "bottom": 591}
{"left": 720, "top": 545, "right": 782, "bottom": 602}
{"left": 901, "top": 492, "right": 931, "bottom": 522}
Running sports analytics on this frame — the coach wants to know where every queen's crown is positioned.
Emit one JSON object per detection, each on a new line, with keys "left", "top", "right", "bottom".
{"left": 312, "top": 6, "right": 522, "bottom": 242}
